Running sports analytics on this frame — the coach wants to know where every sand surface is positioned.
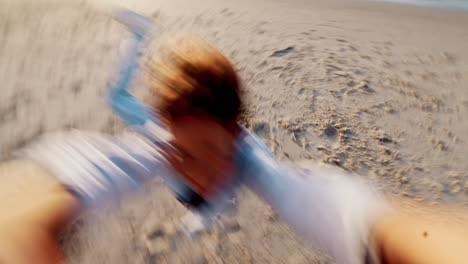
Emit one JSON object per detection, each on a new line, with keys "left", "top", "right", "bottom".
{"left": 1, "top": 0, "right": 468, "bottom": 263}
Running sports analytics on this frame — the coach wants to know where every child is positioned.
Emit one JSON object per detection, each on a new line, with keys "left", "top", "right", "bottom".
{"left": 26, "top": 10, "right": 244, "bottom": 219}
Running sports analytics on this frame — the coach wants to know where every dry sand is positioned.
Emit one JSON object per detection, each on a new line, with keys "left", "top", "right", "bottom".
{"left": 1, "top": 0, "right": 468, "bottom": 263}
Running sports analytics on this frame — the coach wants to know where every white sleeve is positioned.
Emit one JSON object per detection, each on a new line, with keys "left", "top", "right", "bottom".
{"left": 238, "top": 131, "right": 387, "bottom": 264}
{"left": 20, "top": 130, "right": 170, "bottom": 207}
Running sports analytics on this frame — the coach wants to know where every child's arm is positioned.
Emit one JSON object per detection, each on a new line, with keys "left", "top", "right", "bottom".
{"left": 238, "top": 131, "right": 468, "bottom": 264}
{"left": 108, "top": 32, "right": 155, "bottom": 127}
{"left": 237, "top": 129, "right": 386, "bottom": 264}
{"left": 22, "top": 131, "right": 170, "bottom": 208}
{"left": 107, "top": 10, "right": 159, "bottom": 128}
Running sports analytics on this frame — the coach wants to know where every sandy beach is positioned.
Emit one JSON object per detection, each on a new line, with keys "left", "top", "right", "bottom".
{"left": 1, "top": 0, "right": 468, "bottom": 263}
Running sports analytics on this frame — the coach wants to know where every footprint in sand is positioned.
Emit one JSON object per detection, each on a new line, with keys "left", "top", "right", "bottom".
{"left": 292, "top": 128, "right": 312, "bottom": 150}
{"left": 142, "top": 220, "right": 182, "bottom": 259}
{"left": 322, "top": 125, "right": 338, "bottom": 141}
{"left": 252, "top": 121, "right": 271, "bottom": 139}
{"left": 270, "top": 46, "right": 295, "bottom": 57}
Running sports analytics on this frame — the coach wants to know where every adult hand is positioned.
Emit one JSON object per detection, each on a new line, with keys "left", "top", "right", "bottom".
{"left": 0, "top": 160, "right": 81, "bottom": 264}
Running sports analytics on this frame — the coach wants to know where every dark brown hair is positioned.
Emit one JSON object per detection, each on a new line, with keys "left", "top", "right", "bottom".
{"left": 146, "top": 34, "right": 241, "bottom": 124}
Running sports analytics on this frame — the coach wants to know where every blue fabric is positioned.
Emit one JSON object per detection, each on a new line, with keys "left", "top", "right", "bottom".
{"left": 107, "top": 30, "right": 155, "bottom": 127}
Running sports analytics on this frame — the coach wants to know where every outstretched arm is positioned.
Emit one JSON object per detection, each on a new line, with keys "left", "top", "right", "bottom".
{"left": 108, "top": 10, "right": 158, "bottom": 127}
{"left": 239, "top": 130, "right": 468, "bottom": 264}
{"left": 237, "top": 130, "right": 384, "bottom": 263}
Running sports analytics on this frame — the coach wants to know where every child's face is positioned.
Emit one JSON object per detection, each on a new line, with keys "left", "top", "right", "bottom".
{"left": 168, "top": 114, "right": 237, "bottom": 201}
